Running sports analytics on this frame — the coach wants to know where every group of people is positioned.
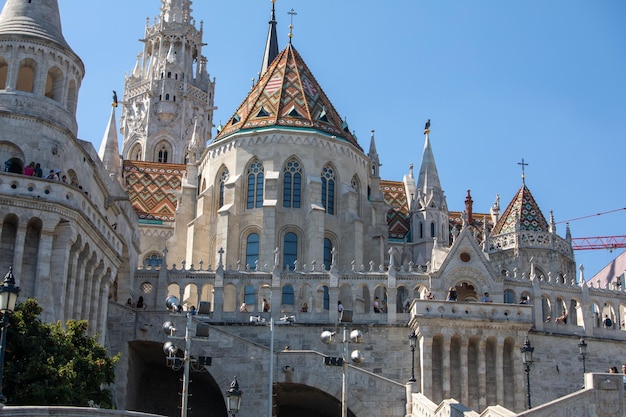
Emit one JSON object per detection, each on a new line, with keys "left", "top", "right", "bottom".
{"left": 125, "top": 296, "right": 147, "bottom": 310}
{"left": 8, "top": 160, "right": 80, "bottom": 187}
{"left": 608, "top": 364, "right": 626, "bottom": 389}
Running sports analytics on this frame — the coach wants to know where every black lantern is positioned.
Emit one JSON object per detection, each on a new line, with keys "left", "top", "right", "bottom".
{"left": 0, "top": 267, "right": 20, "bottom": 404}
{"left": 408, "top": 330, "right": 417, "bottom": 382}
{"left": 520, "top": 336, "right": 534, "bottom": 409}
{"left": 226, "top": 376, "right": 242, "bottom": 416}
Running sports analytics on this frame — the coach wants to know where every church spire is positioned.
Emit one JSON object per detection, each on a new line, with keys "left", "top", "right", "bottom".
{"left": 368, "top": 130, "right": 380, "bottom": 178}
{"left": 98, "top": 96, "right": 121, "bottom": 181}
{"left": 260, "top": 0, "right": 279, "bottom": 76}
{"left": 160, "top": 0, "right": 192, "bottom": 24}
{"left": 416, "top": 119, "right": 443, "bottom": 197}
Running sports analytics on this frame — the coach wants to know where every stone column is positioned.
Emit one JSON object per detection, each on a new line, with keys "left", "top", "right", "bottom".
{"left": 460, "top": 338, "right": 469, "bottom": 405}
{"left": 478, "top": 339, "right": 487, "bottom": 411}
{"left": 11, "top": 223, "right": 27, "bottom": 280}
{"left": 496, "top": 336, "right": 504, "bottom": 405}
{"left": 419, "top": 332, "right": 433, "bottom": 400}
{"left": 442, "top": 334, "right": 450, "bottom": 401}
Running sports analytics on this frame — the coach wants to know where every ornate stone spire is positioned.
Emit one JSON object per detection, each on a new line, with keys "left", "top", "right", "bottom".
{"left": 160, "top": 0, "right": 192, "bottom": 24}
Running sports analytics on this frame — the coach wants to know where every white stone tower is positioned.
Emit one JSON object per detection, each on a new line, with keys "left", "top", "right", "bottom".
{"left": 119, "top": 0, "right": 215, "bottom": 164}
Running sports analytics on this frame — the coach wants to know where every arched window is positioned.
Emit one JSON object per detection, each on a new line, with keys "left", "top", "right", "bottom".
{"left": 245, "top": 233, "right": 259, "bottom": 269}
{"left": 218, "top": 168, "right": 229, "bottom": 208}
{"left": 283, "top": 159, "right": 302, "bottom": 208}
{"left": 158, "top": 145, "right": 169, "bottom": 163}
{"left": 130, "top": 143, "right": 142, "bottom": 161}
{"left": 45, "top": 66, "right": 63, "bottom": 102}
{"left": 351, "top": 176, "right": 361, "bottom": 217}
{"left": 322, "top": 285, "right": 330, "bottom": 311}
{"left": 323, "top": 238, "right": 333, "bottom": 270}
{"left": 282, "top": 285, "right": 295, "bottom": 305}
{"left": 0, "top": 59, "right": 7, "bottom": 89}
{"left": 430, "top": 222, "right": 435, "bottom": 238}
{"left": 283, "top": 232, "right": 298, "bottom": 270}
{"left": 244, "top": 285, "right": 255, "bottom": 306}
{"left": 321, "top": 164, "right": 336, "bottom": 215}
{"left": 16, "top": 59, "right": 36, "bottom": 93}
{"left": 246, "top": 159, "right": 264, "bottom": 209}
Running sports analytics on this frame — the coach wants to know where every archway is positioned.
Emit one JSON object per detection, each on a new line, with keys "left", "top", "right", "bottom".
{"left": 273, "top": 382, "right": 356, "bottom": 417}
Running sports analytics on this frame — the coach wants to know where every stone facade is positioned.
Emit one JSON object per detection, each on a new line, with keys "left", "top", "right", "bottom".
{"left": 1, "top": 1, "right": 626, "bottom": 417}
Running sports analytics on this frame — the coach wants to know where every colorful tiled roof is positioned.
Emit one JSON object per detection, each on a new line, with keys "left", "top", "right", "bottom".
{"left": 380, "top": 180, "right": 410, "bottom": 239}
{"left": 214, "top": 43, "right": 361, "bottom": 150}
{"left": 491, "top": 185, "right": 549, "bottom": 235}
{"left": 123, "top": 161, "right": 186, "bottom": 222}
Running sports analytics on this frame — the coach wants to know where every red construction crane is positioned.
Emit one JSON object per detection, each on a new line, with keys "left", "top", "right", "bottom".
{"left": 571, "top": 236, "right": 626, "bottom": 251}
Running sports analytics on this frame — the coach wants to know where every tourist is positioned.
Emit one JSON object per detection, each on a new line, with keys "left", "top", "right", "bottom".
{"left": 136, "top": 296, "right": 147, "bottom": 310}
{"left": 482, "top": 292, "right": 492, "bottom": 303}
{"left": 603, "top": 314, "right": 613, "bottom": 328}
{"left": 338, "top": 300, "right": 343, "bottom": 312}
{"left": 373, "top": 296, "right": 380, "bottom": 312}
{"left": 262, "top": 298, "right": 270, "bottom": 312}
{"left": 24, "top": 161, "right": 35, "bottom": 176}
{"left": 446, "top": 287, "right": 457, "bottom": 301}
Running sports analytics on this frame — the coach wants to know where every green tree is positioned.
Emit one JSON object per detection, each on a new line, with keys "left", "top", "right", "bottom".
{"left": 2, "top": 298, "right": 120, "bottom": 407}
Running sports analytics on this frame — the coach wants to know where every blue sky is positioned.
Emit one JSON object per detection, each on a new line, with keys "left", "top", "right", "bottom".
{"left": 12, "top": 0, "right": 626, "bottom": 277}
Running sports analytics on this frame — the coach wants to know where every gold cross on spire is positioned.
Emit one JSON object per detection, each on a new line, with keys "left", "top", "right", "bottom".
{"left": 288, "top": 8, "right": 297, "bottom": 43}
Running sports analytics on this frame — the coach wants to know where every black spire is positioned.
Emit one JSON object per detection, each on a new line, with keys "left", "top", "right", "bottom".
{"left": 260, "top": 0, "right": 279, "bottom": 76}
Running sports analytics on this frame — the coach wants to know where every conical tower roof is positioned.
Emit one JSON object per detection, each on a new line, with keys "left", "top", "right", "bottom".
{"left": 215, "top": 43, "right": 360, "bottom": 150}
{"left": 0, "top": 0, "right": 70, "bottom": 48}
{"left": 491, "top": 184, "right": 549, "bottom": 235}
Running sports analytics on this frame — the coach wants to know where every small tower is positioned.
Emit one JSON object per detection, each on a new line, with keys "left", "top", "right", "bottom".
{"left": 120, "top": 0, "right": 216, "bottom": 164}
{"left": 412, "top": 119, "right": 450, "bottom": 261}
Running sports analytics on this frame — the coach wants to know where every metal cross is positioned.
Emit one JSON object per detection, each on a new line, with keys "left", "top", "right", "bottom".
{"left": 517, "top": 158, "right": 529, "bottom": 185}
{"left": 288, "top": 8, "right": 297, "bottom": 43}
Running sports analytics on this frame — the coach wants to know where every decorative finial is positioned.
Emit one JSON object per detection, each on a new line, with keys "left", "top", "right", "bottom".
{"left": 517, "top": 158, "right": 529, "bottom": 185}
{"left": 112, "top": 90, "right": 118, "bottom": 108}
{"left": 424, "top": 118, "right": 430, "bottom": 134}
{"left": 288, "top": 8, "right": 297, "bottom": 43}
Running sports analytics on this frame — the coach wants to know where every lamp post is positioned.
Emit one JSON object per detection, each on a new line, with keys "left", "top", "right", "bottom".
{"left": 520, "top": 336, "right": 534, "bottom": 409}
{"left": 0, "top": 267, "right": 20, "bottom": 405}
{"left": 321, "top": 311, "right": 364, "bottom": 417}
{"left": 408, "top": 330, "right": 417, "bottom": 383}
{"left": 226, "top": 376, "right": 242, "bottom": 416}
{"left": 163, "top": 296, "right": 211, "bottom": 417}
{"left": 578, "top": 337, "right": 587, "bottom": 385}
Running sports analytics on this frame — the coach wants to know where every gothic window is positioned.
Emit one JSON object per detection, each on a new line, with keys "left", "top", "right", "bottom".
{"left": 283, "top": 232, "right": 298, "bottom": 270}
{"left": 218, "top": 168, "right": 229, "bottom": 208}
{"left": 130, "top": 143, "right": 142, "bottom": 161}
{"left": 322, "top": 285, "right": 330, "bottom": 311}
{"left": 351, "top": 176, "right": 361, "bottom": 217}
{"left": 157, "top": 145, "right": 169, "bottom": 163}
{"left": 246, "top": 159, "right": 264, "bottom": 209}
{"left": 144, "top": 253, "right": 163, "bottom": 268}
{"left": 323, "top": 238, "right": 333, "bottom": 270}
{"left": 282, "top": 285, "right": 295, "bottom": 305}
{"left": 244, "top": 284, "right": 255, "bottom": 306}
{"left": 321, "top": 164, "right": 336, "bottom": 215}
{"left": 419, "top": 222, "right": 424, "bottom": 239}
{"left": 283, "top": 158, "right": 302, "bottom": 208}
{"left": 245, "top": 233, "right": 259, "bottom": 269}
{"left": 430, "top": 222, "right": 435, "bottom": 238}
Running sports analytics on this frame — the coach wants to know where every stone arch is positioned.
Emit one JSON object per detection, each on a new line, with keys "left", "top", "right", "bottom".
{"left": 296, "top": 283, "right": 313, "bottom": 313}
{"left": 315, "top": 283, "right": 330, "bottom": 313}
{"left": 0, "top": 57, "right": 7, "bottom": 89}
{"left": 223, "top": 283, "right": 237, "bottom": 312}
{"left": 354, "top": 283, "right": 370, "bottom": 313}
{"left": 154, "top": 139, "right": 172, "bottom": 163}
{"left": 280, "top": 283, "right": 295, "bottom": 312}
{"left": 0, "top": 141, "right": 25, "bottom": 173}
{"left": 338, "top": 283, "right": 352, "bottom": 311}
{"left": 396, "top": 285, "right": 410, "bottom": 313}
{"left": 45, "top": 65, "right": 64, "bottom": 102}
{"left": 21, "top": 216, "right": 42, "bottom": 298}
{"left": 182, "top": 282, "right": 199, "bottom": 310}
{"left": 215, "top": 164, "right": 229, "bottom": 211}
{"left": 446, "top": 266, "right": 489, "bottom": 301}
{"left": 67, "top": 78, "right": 78, "bottom": 115}
{"left": 129, "top": 142, "right": 142, "bottom": 161}
{"left": 373, "top": 285, "right": 387, "bottom": 313}
{"left": 259, "top": 283, "right": 272, "bottom": 312}
{"left": 0, "top": 213, "right": 18, "bottom": 273}
{"left": 541, "top": 294, "right": 552, "bottom": 322}
{"left": 16, "top": 58, "right": 37, "bottom": 92}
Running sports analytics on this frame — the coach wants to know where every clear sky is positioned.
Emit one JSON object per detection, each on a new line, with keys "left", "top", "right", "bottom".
{"left": 8, "top": 0, "right": 626, "bottom": 277}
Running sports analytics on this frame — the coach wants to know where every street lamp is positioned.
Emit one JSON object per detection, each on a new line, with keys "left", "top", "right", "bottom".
{"left": 321, "top": 310, "right": 364, "bottom": 417}
{"left": 520, "top": 336, "right": 534, "bottom": 409}
{"left": 578, "top": 337, "right": 587, "bottom": 385}
{"left": 0, "top": 267, "right": 20, "bottom": 404}
{"left": 408, "top": 330, "right": 417, "bottom": 383}
{"left": 226, "top": 376, "right": 242, "bottom": 416}
{"left": 163, "top": 296, "right": 211, "bottom": 417}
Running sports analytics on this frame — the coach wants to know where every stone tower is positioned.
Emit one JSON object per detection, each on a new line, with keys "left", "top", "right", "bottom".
{"left": 119, "top": 0, "right": 215, "bottom": 165}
